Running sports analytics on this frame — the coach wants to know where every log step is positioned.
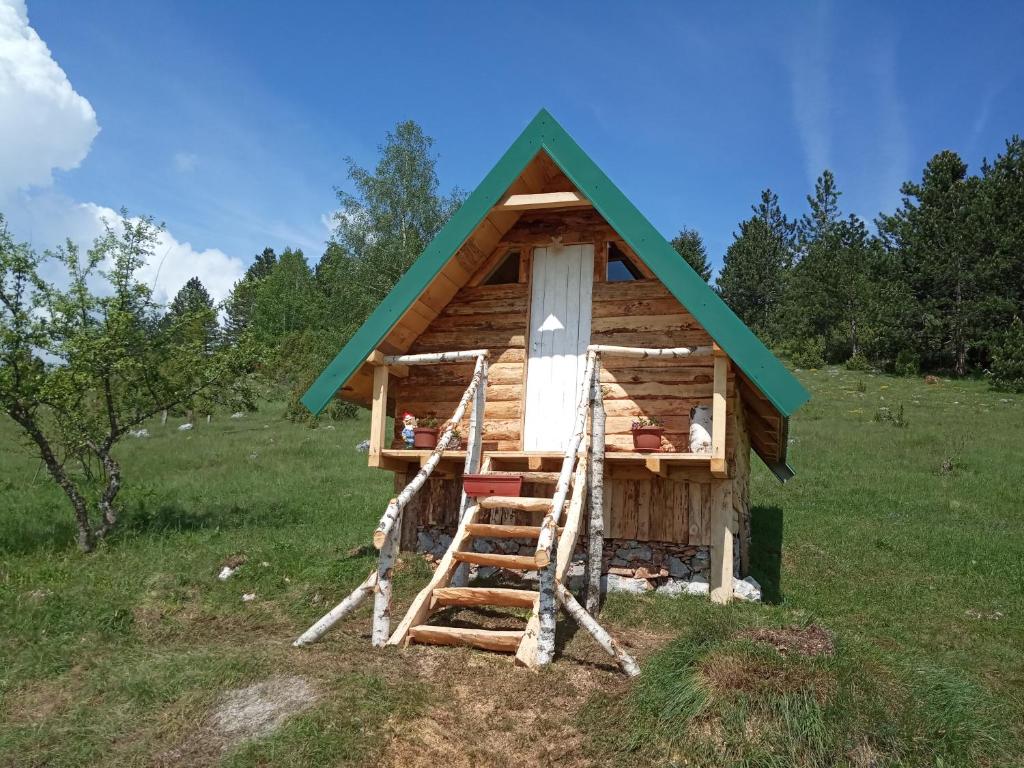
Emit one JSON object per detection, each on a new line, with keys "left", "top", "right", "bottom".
{"left": 466, "top": 523, "right": 542, "bottom": 539}
{"left": 453, "top": 551, "right": 537, "bottom": 570}
{"left": 431, "top": 587, "right": 537, "bottom": 609}
{"left": 477, "top": 495, "right": 553, "bottom": 512}
{"left": 408, "top": 625, "right": 524, "bottom": 653}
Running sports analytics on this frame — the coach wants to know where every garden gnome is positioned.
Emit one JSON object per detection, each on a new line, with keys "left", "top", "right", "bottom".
{"left": 401, "top": 412, "right": 417, "bottom": 448}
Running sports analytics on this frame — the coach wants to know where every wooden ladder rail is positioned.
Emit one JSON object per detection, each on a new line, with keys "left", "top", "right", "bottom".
{"left": 293, "top": 349, "right": 488, "bottom": 648}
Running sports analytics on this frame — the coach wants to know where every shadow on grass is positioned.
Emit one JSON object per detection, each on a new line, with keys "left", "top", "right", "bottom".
{"left": 749, "top": 505, "right": 783, "bottom": 604}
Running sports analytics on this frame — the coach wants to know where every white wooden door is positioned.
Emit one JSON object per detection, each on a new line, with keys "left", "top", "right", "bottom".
{"left": 523, "top": 243, "right": 594, "bottom": 451}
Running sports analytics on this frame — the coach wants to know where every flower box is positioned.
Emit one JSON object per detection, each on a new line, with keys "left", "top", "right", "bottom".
{"left": 463, "top": 474, "right": 523, "bottom": 497}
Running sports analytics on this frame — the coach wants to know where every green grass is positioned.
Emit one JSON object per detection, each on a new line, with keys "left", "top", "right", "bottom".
{"left": 1, "top": 371, "right": 1022, "bottom": 766}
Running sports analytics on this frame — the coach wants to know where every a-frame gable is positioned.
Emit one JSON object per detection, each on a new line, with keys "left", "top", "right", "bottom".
{"left": 303, "top": 109, "right": 809, "bottom": 455}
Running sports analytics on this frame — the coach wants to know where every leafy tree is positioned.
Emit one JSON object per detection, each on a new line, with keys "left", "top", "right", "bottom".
{"left": 325, "top": 120, "right": 463, "bottom": 326}
{"left": 247, "top": 248, "right": 320, "bottom": 344}
{"left": 717, "top": 189, "right": 793, "bottom": 338}
{"left": 0, "top": 212, "right": 255, "bottom": 551}
{"left": 224, "top": 247, "right": 277, "bottom": 345}
{"left": 670, "top": 227, "right": 712, "bottom": 281}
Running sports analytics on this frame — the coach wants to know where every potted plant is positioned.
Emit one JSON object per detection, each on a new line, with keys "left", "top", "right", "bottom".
{"left": 463, "top": 473, "right": 523, "bottom": 497}
{"left": 413, "top": 415, "right": 440, "bottom": 449}
{"left": 631, "top": 416, "right": 665, "bottom": 452}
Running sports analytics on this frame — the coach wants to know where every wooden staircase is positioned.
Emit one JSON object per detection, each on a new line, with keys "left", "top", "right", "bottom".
{"left": 386, "top": 452, "right": 590, "bottom": 668}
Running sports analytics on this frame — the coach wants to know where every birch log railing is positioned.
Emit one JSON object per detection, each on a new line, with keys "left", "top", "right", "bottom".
{"left": 293, "top": 349, "right": 489, "bottom": 649}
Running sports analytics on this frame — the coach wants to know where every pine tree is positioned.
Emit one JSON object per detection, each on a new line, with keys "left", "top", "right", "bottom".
{"left": 877, "top": 151, "right": 986, "bottom": 375}
{"left": 670, "top": 227, "right": 712, "bottom": 281}
{"left": 164, "top": 276, "right": 218, "bottom": 352}
{"left": 716, "top": 189, "right": 793, "bottom": 339}
{"left": 224, "top": 247, "right": 277, "bottom": 345}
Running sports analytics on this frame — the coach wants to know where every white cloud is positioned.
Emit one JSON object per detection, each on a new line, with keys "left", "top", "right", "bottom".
{"left": 173, "top": 151, "right": 198, "bottom": 173}
{"left": 0, "top": 0, "right": 99, "bottom": 196}
{"left": 0, "top": 0, "right": 243, "bottom": 305}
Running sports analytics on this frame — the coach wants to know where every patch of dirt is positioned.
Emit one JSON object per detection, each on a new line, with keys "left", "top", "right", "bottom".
{"left": 211, "top": 675, "right": 317, "bottom": 743}
{"left": 155, "top": 675, "right": 317, "bottom": 767}
{"left": 3, "top": 674, "right": 78, "bottom": 725}
{"left": 740, "top": 624, "right": 835, "bottom": 657}
{"left": 383, "top": 626, "right": 633, "bottom": 768}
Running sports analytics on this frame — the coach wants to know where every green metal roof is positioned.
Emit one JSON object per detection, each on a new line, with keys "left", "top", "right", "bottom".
{"left": 302, "top": 109, "right": 810, "bottom": 429}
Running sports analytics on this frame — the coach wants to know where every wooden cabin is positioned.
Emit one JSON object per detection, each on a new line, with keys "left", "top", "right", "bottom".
{"left": 303, "top": 110, "right": 809, "bottom": 619}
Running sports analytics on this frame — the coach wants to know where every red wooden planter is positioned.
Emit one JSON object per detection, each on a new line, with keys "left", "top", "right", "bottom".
{"left": 463, "top": 474, "right": 523, "bottom": 497}
{"left": 413, "top": 427, "right": 438, "bottom": 449}
{"left": 631, "top": 427, "right": 664, "bottom": 452}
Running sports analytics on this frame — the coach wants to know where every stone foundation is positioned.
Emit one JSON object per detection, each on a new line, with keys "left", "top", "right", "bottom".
{"left": 414, "top": 525, "right": 741, "bottom": 592}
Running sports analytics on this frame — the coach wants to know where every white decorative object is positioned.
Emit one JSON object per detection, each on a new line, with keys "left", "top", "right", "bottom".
{"left": 178, "top": 423, "right": 193, "bottom": 432}
{"left": 689, "top": 404, "right": 712, "bottom": 453}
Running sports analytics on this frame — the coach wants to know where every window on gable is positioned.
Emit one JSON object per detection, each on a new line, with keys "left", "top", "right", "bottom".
{"left": 607, "top": 242, "right": 644, "bottom": 281}
{"left": 482, "top": 250, "right": 521, "bottom": 285}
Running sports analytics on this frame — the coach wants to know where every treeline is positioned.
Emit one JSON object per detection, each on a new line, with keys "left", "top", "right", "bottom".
{"left": 714, "top": 140, "right": 1024, "bottom": 388}
{"left": 176, "top": 125, "right": 1024, "bottom": 404}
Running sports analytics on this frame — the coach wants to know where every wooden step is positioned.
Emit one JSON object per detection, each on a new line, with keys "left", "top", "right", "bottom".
{"left": 483, "top": 471, "right": 562, "bottom": 484}
{"left": 466, "top": 523, "right": 542, "bottom": 539}
{"left": 431, "top": 587, "right": 537, "bottom": 609}
{"left": 408, "top": 625, "right": 524, "bottom": 653}
{"left": 477, "top": 495, "right": 553, "bottom": 512}
{"left": 453, "top": 551, "right": 537, "bottom": 570}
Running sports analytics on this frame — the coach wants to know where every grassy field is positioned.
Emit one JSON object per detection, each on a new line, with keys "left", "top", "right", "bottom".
{"left": 1, "top": 368, "right": 1022, "bottom": 767}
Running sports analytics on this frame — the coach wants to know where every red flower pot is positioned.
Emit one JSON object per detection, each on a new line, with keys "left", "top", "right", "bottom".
{"left": 632, "top": 427, "right": 664, "bottom": 452}
{"left": 463, "top": 474, "right": 523, "bottom": 497}
{"left": 413, "top": 427, "right": 438, "bottom": 449}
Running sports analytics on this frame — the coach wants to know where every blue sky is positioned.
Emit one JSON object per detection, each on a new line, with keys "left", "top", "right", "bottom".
{"left": 3, "top": 0, "right": 1023, "bottom": 298}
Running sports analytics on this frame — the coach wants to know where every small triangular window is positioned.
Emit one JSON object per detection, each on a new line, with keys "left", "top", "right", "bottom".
{"left": 483, "top": 250, "right": 520, "bottom": 285}
{"left": 607, "top": 242, "right": 643, "bottom": 281}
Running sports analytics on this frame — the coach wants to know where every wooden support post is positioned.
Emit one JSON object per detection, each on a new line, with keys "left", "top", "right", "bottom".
{"left": 586, "top": 358, "right": 605, "bottom": 614}
{"left": 372, "top": 510, "right": 401, "bottom": 645}
{"left": 710, "top": 484, "right": 734, "bottom": 604}
{"left": 368, "top": 363, "right": 390, "bottom": 468}
{"left": 293, "top": 570, "right": 377, "bottom": 647}
{"left": 453, "top": 357, "right": 488, "bottom": 588}
{"left": 711, "top": 344, "right": 729, "bottom": 478}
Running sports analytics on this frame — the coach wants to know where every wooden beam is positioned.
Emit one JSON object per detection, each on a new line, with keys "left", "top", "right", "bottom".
{"left": 368, "top": 365, "right": 390, "bottom": 461}
{"left": 366, "top": 350, "right": 408, "bottom": 377}
{"left": 710, "top": 483, "right": 734, "bottom": 604}
{"left": 711, "top": 344, "right": 729, "bottom": 478}
{"left": 452, "top": 551, "right": 538, "bottom": 570}
{"left": 495, "top": 191, "right": 591, "bottom": 211}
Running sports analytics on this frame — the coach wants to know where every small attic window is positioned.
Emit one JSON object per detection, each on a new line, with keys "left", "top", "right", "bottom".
{"left": 607, "top": 242, "right": 644, "bottom": 281}
{"left": 482, "top": 250, "right": 520, "bottom": 285}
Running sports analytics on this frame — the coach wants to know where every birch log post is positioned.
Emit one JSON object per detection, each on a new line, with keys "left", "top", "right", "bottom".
{"left": 587, "top": 344, "right": 713, "bottom": 359}
{"left": 556, "top": 582, "right": 640, "bottom": 677}
{"left": 586, "top": 357, "right": 606, "bottom": 615}
{"left": 293, "top": 570, "right": 377, "bottom": 647}
{"left": 372, "top": 509, "right": 401, "bottom": 646}
{"left": 372, "top": 354, "right": 486, "bottom": 549}
{"left": 535, "top": 350, "right": 597, "bottom": 568}
{"left": 535, "top": 521, "right": 558, "bottom": 666}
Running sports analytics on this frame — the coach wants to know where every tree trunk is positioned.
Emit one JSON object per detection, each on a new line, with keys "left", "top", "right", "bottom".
{"left": 556, "top": 582, "right": 640, "bottom": 677}
{"left": 586, "top": 362, "right": 605, "bottom": 614}
{"left": 293, "top": 570, "right": 377, "bottom": 646}
{"left": 536, "top": 526, "right": 558, "bottom": 666}
{"left": 95, "top": 447, "right": 122, "bottom": 539}
{"left": 8, "top": 407, "right": 96, "bottom": 551}
{"left": 372, "top": 510, "right": 402, "bottom": 647}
